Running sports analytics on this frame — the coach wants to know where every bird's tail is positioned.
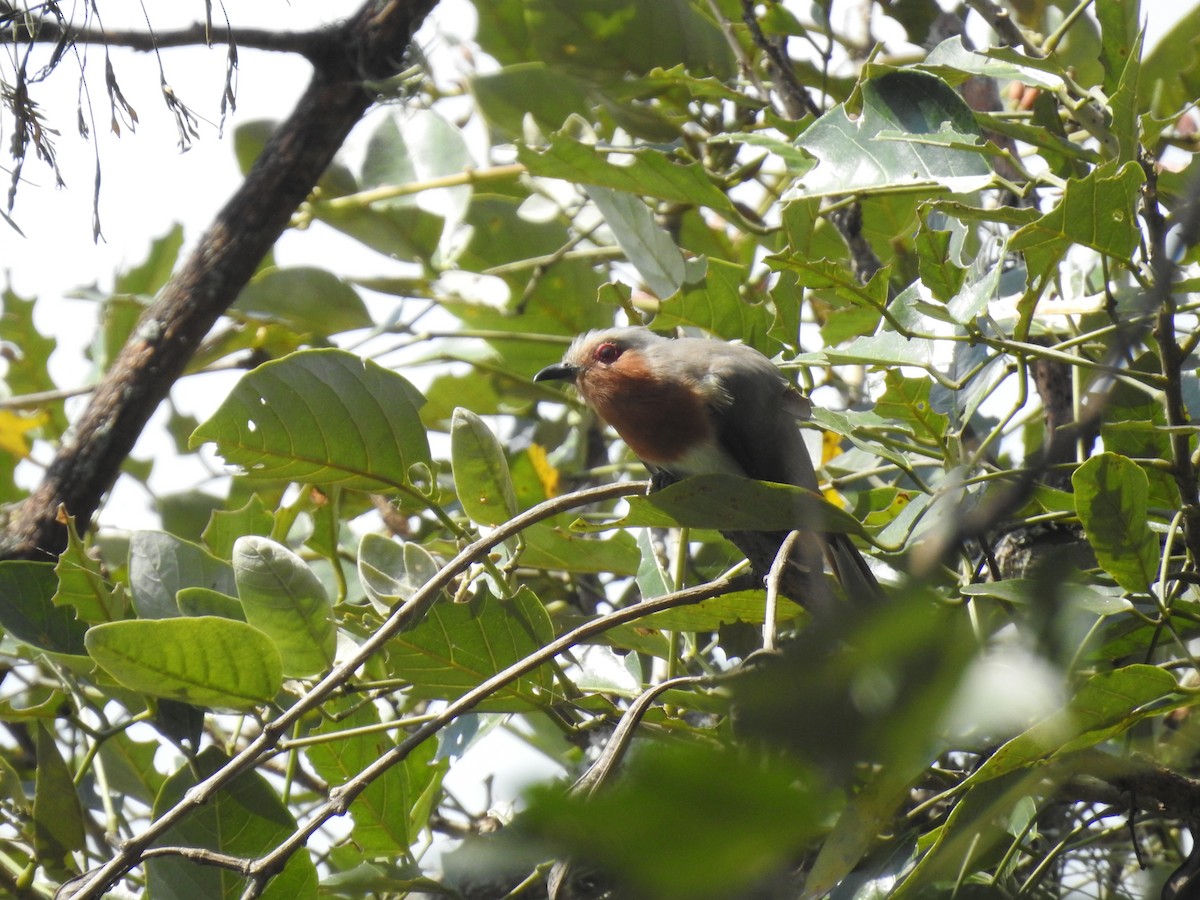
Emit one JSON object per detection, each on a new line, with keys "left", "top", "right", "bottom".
{"left": 826, "top": 533, "right": 884, "bottom": 608}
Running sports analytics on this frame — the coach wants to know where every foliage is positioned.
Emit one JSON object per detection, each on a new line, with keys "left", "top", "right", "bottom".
{"left": 3, "top": 1, "right": 1200, "bottom": 898}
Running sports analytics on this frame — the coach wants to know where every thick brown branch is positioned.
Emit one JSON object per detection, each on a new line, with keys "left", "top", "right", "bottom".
{"left": 0, "top": 0, "right": 440, "bottom": 563}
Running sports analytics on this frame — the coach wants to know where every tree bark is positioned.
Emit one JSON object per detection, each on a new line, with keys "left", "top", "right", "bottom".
{"left": 1, "top": 0, "right": 440, "bottom": 562}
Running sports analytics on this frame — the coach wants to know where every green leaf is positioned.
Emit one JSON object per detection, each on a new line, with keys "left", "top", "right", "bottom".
{"left": 1, "top": 286, "right": 64, "bottom": 435}
{"left": 708, "top": 131, "right": 816, "bottom": 174}
{"left": 587, "top": 474, "right": 867, "bottom": 536}
{"left": 190, "top": 349, "right": 431, "bottom": 491}
{"left": 115, "top": 224, "right": 184, "bottom": 296}
{"left": 966, "top": 666, "right": 1179, "bottom": 786}
{"left": 234, "top": 118, "right": 355, "bottom": 195}
{"left": 874, "top": 370, "right": 950, "bottom": 447}
{"left": 388, "top": 586, "right": 557, "bottom": 710}
{"left": 525, "top": 0, "right": 734, "bottom": 81}
{"left": 805, "top": 763, "right": 923, "bottom": 899}
{"left": 765, "top": 256, "right": 889, "bottom": 318}
{"left": 451, "top": 408, "right": 519, "bottom": 526}
{"left": 202, "top": 494, "right": 275, "bottom": 560}
{"left": 53, "top": 515, "right": 126, "bottom": 623}
{"left": 521, "top": 743, "right": 834, "bottom": 899}
{"left": 128, "top": 531, "right": 236, "bottom": 620}
{"left": 587, "top": 185, "right": 695, "bottom": 298}
{"left": 1072, "top": 452, "right": 1160, "bottom": 593}
{"left": 475, "top": 0, "right": 734, "bottom": 82}
{"left": 471, "top": 63, "right": 597, "bottom": 135}
{"left": 635, "top": 529, "right": 670, "bottom": 599}
{"left": 147, "top": 747, "right": 318, "bottom": 900}
{"left": 791, "top": 70, "right": 992, "bottom": 198}
{"left": 1010, "top": 161, "right": 1144, "bottom": 282}
{"left": 636, "top": 591, "right": 804, "bottom": 631}
{"left": 233, "top": 267, "right": 373, "bottom": 335}
{"left": 177, "top": 587, "right": 246, "bottom": 620}
{"left": 314, "top": 108, "right": 470, "bottom": 263}
{"left": 654, "top": 259, "right": 773, "bottom": 351}
{"left": 314, "top": 202, "right": 445, "bottom": 264}
{"left": 518, "top": 132, "right": 738, "bottom": 214}
{"left": 85, "top": 617, "right": 283, "bottom": 710}
{"left": 920, "top": 36, "right": 1067, "bottom": 90}
{"left": 520, "top": 522, "right": 641, "bottom": 575}
{"left": 1140, "top": 5, "right": 1200, "bottom": 118}
{"left": 0, "top": 561, "right": 88, "bottom": 655}
{"left": 914, "top": 220, "right": 965, "bottom": 303}
{"left": 233, "top": 536, "right": 336, "bottom": 678}
{"left": 358, "top": 533, "right": 441, "bottom": 612}
{"left": 33, "top": 722, "right": 85, "bottom": 879}
{"left": 307, "top": 699, "right": 447, "bottom": 855}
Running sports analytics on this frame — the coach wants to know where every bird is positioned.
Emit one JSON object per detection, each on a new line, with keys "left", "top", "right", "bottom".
{"left": 534, "top": 326, "right": 881, "bottom": 611}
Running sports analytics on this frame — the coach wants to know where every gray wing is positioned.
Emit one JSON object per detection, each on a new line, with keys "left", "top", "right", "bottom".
{"left": 694, "top": 341, "right": 820, "bottom": 491}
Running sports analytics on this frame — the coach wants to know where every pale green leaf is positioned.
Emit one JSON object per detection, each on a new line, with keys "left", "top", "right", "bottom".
{"left": 86, "top": 617, "right": 282, "bottom": 710}
{"left": 233, "top": 536, "right": 336, "bottom": 677}
{"left": 451, "top": 407, "right": 519, "bottom": 526}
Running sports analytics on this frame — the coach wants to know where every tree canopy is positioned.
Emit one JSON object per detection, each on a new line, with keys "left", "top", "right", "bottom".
{"left": 3, "top": 1, "right": 1200, "bottom": 898}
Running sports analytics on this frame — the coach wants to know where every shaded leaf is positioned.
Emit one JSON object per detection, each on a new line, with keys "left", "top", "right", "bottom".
{"left": 358, "top": 533, "right": 441, "bottom": 612}
{"left": 521, "top": 743, "right": 834, "bottom": 899}
{"left": 520, "top": 523, "right": 641, "bottom": 575}
{"left": 33, "top": 722, "right": 85, "bottom": 879}
{"left": 518, "top": 132, "right": 738, "bottom": 213}
{"left": 1072, "top": 453, "right": 1160, "bottom": 593}
{"left": 587, "top": 185, "right": 695, "bottom": 298}
{"left": 1010, "top": 161, "right": 1144, "bottom": 283}
{"left": 308, "top": 699, "right": 446, "bottom": 856}
{"left": 177, "top": 587, "right": 245, "bottom": 620}
{"left": 966, "top": 666, "right": 1180, "bottom": 786}
{"left": 234, "top": 267, "right": 372, "bottom": 336}
{"left": 53, "top": 515, "right": 126, "bottom": 623}
{"left": 128, "top": 531, "right": 236, "bottom": 620}
{"left": 581, "top": 475, "right": 866, "bottom": 536}
{"left": 147, "top": 747, "right": 318, "bottom": 900}
{"left": 0, "top": 561, "right": 88, "bottom": 655}
{"left": 202, "top": 494, "right": 275, "bottom": 560}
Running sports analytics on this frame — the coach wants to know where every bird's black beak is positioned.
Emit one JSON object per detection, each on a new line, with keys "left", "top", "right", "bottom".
{"left": 533, "top": 362, "right": 580, "bottom": 383}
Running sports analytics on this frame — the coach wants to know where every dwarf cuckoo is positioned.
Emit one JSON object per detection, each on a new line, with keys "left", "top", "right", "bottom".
{"left": 534, "top": 327, "right": 881, "bottom": 610}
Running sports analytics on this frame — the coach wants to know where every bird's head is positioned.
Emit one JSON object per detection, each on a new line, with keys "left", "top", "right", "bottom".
{"left": 533, "top": 327, "right": 667, "bottom": 403}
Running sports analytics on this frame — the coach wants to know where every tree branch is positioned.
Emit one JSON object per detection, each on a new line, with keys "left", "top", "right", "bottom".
{"left": 0, "top": 0, "right": 440, "bottom": 563}
{"left": 55, "top": 480, "right": 649, "bottom": 899}
{"left": 5, "top": 17, "right": 331, "bottom": 59}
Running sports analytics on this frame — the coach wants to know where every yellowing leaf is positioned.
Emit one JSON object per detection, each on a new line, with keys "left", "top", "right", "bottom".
{"left": 529, "top": 443, "right": 560, "bottom": 499}
{"left": 0, "top": 409, "right": 49, "bottom": 457}
{"left": 821, "top": 431, "right": 847, "bottom": 509}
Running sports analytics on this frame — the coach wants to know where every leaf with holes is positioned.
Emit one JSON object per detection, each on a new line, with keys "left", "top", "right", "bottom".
{"left": 451, "top": 407, "right": 518, "bottom": 526}
{"left": 190, "top": 349, "right": 430, "bottom": 491}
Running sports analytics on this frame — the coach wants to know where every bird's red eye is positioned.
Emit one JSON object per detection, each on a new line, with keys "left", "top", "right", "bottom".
{"left": 594, "top": 342, "right": 621, "bottom": 364}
